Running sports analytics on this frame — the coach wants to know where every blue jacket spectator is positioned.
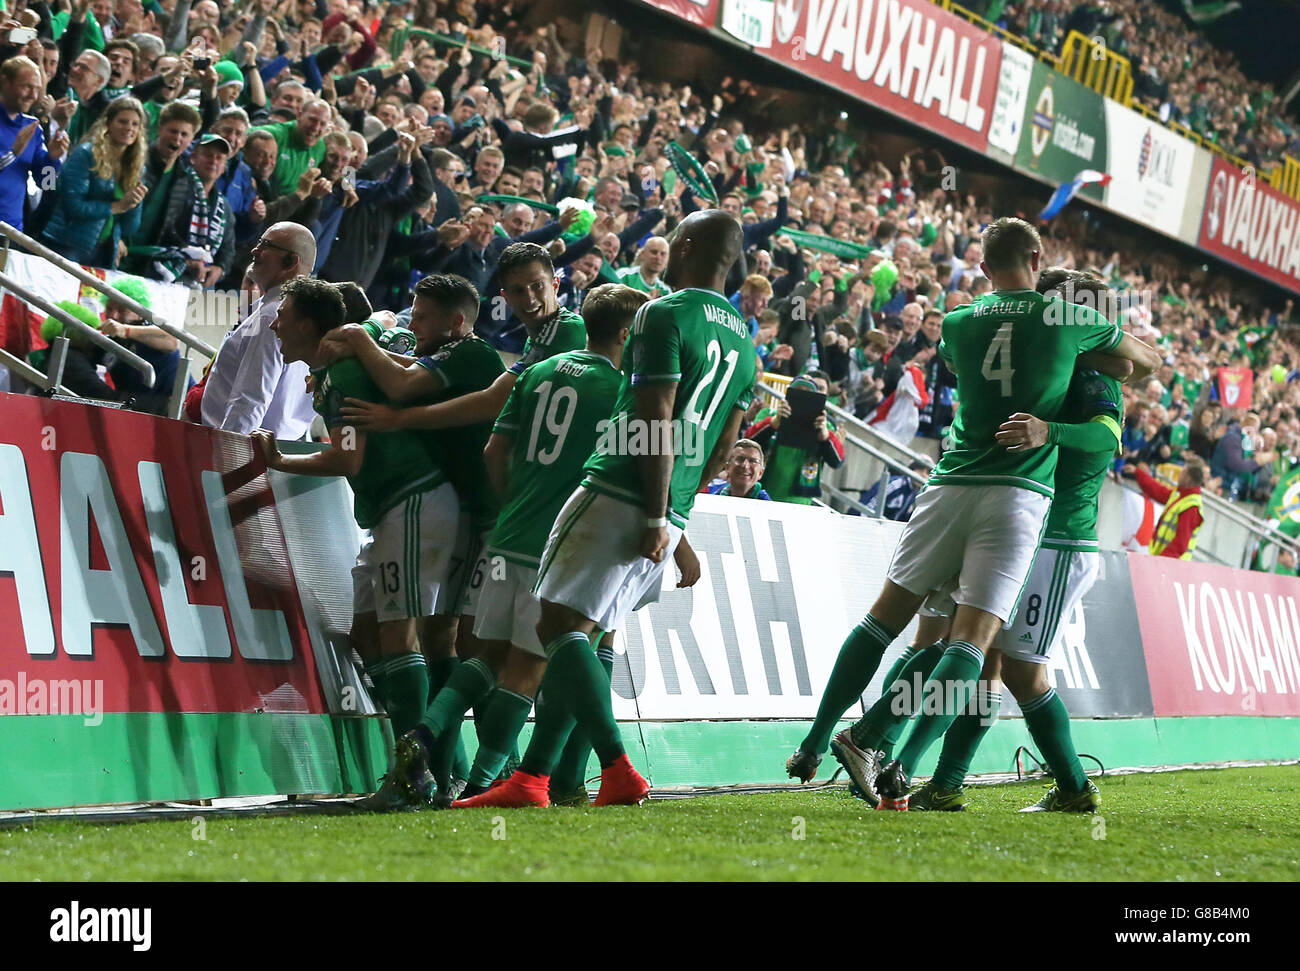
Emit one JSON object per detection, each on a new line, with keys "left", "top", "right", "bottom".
{"left": 0, "top": 56, "right": 68, "bottom": 232}
{"left": 41, "top": 98, "right": 148, "bottom": 269}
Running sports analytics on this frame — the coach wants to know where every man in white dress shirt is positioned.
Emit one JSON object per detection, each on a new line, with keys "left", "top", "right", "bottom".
{"left": 200, "top": 222, "right": 319, "bottom": 438}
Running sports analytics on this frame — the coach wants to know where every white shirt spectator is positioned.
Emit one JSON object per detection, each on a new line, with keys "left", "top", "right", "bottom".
{"left": 200, "top": 284, "right": 315, "bottom": 438}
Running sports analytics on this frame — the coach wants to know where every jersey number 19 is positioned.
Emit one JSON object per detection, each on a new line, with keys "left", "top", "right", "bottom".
{"left": 525, "top": 380, "right": 578, "bottom": 465}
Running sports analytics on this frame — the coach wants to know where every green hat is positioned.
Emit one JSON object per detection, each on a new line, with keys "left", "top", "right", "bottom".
{"left": 789, "top": 375, "right": 820, "bottom": 394}
{"left": 102, "top": 275, "right": 152, "bottom": 311}
{"left": 214, "top": 60, "right": 244, "bottom": 88}
{"left": 41, "top": 300, "right": 101, "bottom": 343}
{"left": 602, "top": 142, "right": 628, "bottom": 158}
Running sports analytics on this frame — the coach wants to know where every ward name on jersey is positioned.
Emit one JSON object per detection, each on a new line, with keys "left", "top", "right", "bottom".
{"left": 312, "top": 358, "right": 445, "bottom": 529}
{"left": 933, "top": 288, "right": 1122, "bottom": 498}
{"left": 489, "top": 350, "right": 622, "bottom": 568}
{"left": 1043, "top": 368, "right": 1123, "bottom": 552}
{"left": 582, "top": 288, "right": 757, "bottom": 527}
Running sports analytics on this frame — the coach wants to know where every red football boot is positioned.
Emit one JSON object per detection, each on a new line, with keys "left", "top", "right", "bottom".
{"left": 592, "top": 755, "right": 650, "bottom": 806}
{"left": 452, "top": 770, "right": 551, "bottom": 808}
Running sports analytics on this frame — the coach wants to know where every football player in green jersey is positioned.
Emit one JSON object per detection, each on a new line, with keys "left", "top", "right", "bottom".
{"left": 461, "top": 209, "right": 758, "bottom": 809}
{"left": 453, "top": 285, "right": 648, "bottom": 805}
{"left": 319, "top": 274, "right": 508, "bottom": 809}
{"left": 836, "top": 270, "right": 1134, "bottom": 811}
{"left": 252, "top": 278, "right": 461, "bottom": 763}
{"left": 786, "top": 217, "right": 1161, "bottom": 808}
{"left": 340, "top": 243, "right": 586, "bottom": 436}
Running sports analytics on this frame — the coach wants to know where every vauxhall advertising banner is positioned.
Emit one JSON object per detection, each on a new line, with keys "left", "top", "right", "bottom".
{"left": 1128, "top": 554, "right": 1300, "bottom": 717}
{"left": 0, "top": 395, "right": 326, "bottom": 716}
{"left": 719, "top": 0, "right": 1004, "bottom": 153}
{"left": 1198, "top": 155, "right": 1300, "bottom": 297}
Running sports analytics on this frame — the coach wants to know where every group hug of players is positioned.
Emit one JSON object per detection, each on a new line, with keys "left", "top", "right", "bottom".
{"left": 258, "top": 209, "right": 1160, "bottom": 812}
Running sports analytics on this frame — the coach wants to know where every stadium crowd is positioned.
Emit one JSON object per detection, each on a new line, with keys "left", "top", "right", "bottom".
{"left": 976, "top": 0, "right": 1299, "bottom": 170}
{"left": 0, "top": 0, "right": 1296, "bottom": 509}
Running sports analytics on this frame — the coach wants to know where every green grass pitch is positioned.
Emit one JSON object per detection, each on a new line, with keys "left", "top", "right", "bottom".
{"left": 2, "top": 766, "right": 1297, "bottom": 881}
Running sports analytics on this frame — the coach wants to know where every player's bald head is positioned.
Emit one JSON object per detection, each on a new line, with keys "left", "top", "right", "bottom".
{"left": 667, "top": 209, "right": 743, "bottom": 286}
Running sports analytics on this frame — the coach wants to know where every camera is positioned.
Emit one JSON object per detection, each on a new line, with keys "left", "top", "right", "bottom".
{"left": 194, "top": 57, "right": 211, "bottom": 71}
{"left": 8, "top": 27, "right": 37, "bottom": 45}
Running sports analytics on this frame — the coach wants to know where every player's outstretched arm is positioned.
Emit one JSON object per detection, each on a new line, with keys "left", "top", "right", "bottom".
{"left": 251, "top": 428, "right": 366, "bottom": 478}
{"left": 1100, "top": 333, "right": 1161, "bottom": 384}
{"left": 483, "top": 430, "right": 514, "bottom": 502}
{"left": 996, "top": 413, "right": 1118, "bottom": 455}
{"left": 633, "top": 380, "right": 677, "bottom": 564}
{"left": 323, "top": 323, "right": 441, "bottom": 403}
{"left": 380, "top": 370, "right": 517, "bottom": 431}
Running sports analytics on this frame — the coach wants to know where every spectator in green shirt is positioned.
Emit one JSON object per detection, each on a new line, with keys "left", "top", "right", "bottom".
{"left": 251, "top": 98, "right": 332, "bottom": 198}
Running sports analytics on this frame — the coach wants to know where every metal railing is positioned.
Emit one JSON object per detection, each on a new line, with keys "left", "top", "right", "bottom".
{"left": 0, "top": 222, "right": 218, "bottom": 358}
{"left": 0, "top": 270, "right": 156, "bottom": 388}
{"left": 1059, "top": 29, "right": 1134, "bottom": 105}
{"left": 757, "top": 380, "right": 930, "bottom": 518}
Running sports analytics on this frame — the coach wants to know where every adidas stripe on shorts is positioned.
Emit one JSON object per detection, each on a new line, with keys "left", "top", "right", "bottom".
{"left": 352, "top": 482, "right": 460, "bottom": 623}
{"left": 994, "top": 545, "right": 1100, "bottom": 664}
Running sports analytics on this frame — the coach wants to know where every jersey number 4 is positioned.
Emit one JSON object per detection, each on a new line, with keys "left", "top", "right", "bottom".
{"left": 981, "top": 321, "right": 1015, "bottom": 396}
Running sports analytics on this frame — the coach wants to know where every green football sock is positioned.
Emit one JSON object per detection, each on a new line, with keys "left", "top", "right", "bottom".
{"left": 1021, "top": 688, "right": 1089, "bottom": 792}
{"left": 427, "top": 655, "right": 458, "bottom": 704}
{"left": 364, "top": 657, "right": 391, "bottom": 712}
{"left": 520, "top": 666, "right": 576, "bottom": 778}
{"left": 931, "top": 685, "right": 1002, "bottom": 790}
{"left": 850, "top": 640, "right": 946, "bottom": 751}
{"left": 543, "top": 631, "right": 624, "bottom": 767}
{"left": 895, "top": 641, "right": 984, "bottom": 778}
{"left": 467, "top": 688, "right": 534, "bottom": 789}
{"left": 801, "top": 614, "right": 899, "bottom": 756}
{"left": 422, "top": 657, "right": 495, "bottom": 786}
{"left": 551, "top": 642, "right": 615, "bottom": 792}
{"left": 383, "top": 652, "right": 429, "bottom": 738}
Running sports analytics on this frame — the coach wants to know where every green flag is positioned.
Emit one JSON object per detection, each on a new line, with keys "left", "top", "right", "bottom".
{"left": 1267, "top": 462, "right": 1300, "bottom": 529}
{"left": 1182, "top": 1, "right": 1241, "bottom": 24}
{"left": 779, "top": 227, "right": 874, "bottom": 261}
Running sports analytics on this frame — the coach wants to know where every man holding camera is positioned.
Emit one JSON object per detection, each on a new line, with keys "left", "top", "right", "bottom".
{"left": 744, "top": 372, "right": 845, "bottom": 504}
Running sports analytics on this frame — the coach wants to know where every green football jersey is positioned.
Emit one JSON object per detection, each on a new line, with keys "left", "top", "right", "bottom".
{"left": 933, "top": 289, "right": 1122, "bottom": 497}
{"left": 312, "top": 358, "right": 445, "bottom": 529}
{"left": 615, "top": 266, "right": 672, "bottom": 298}
{"left": 489, "top": 350, "right": 622, "bottom": 567}
{"left": 510, "top": 307, "right": 586, "bottom": 376}
{"left": 417, "top": 336, "right": 507, "bottom": 530}
{"left": 583, "top": 288, "right": 758, "bottom": 527}
{"left": 1042, "top": 369, "right": 1123, "bottom": 552}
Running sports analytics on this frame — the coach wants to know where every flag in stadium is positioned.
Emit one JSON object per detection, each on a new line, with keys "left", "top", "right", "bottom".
{"left": 1267, "top": 463, "right": 1300, "bottom": 537}
{"left": 1217, "top": 365, "right": 1254, "bottom": 409}
{"left": 1039, "top": 170, "right": 1112, "bottom": 221}
{"left": 1182, "top": 1, "right": 1241, "bottom": 24}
